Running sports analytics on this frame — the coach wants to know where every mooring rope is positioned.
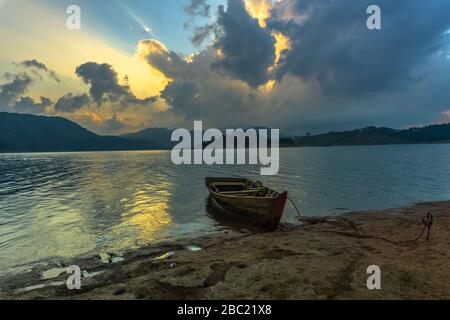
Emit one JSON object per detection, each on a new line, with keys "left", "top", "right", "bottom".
{"left": 383, "top": 211, "right": 434, "bottom": 244}
{"left": 320, "top": 211, "right": 434, "bottom": 245}
{"left": 286, "top": 197, "right": 434, "bottom": 244}
{"left": 288, "top": 197, "right": 303, "bottom": 218}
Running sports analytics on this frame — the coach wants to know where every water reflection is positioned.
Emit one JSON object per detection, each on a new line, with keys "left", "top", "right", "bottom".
{"left": 205, "top": 197, "right": 265, "bottom": 233}
{"left": 112, "top": 185, "right": 172, "bottom": 248}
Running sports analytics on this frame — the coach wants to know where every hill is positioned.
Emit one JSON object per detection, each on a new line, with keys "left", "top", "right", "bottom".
{"left": 280, "top": 125, "right": 450, "bottom": 147}
{"left": 120, "top": 128, "right": 173, "bottom": 149}
{"left": 0, "top": 112, "right": 159, "bottom": 152}
{"left": 2, "top": 112, "right": 450, "bottom": 152}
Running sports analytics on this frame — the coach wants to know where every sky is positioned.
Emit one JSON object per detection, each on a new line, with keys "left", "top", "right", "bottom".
{"left": 0, "top": 0, "right": 450, "bottom": 135}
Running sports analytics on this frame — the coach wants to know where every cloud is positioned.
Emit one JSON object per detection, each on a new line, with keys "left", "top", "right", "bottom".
{"left": 75, "top": 62, "right": 158, "bottom": 107}
{"left": 184, "top": 0, "right": 218, "bottom": 48}
{"left": 137, "top": 40, "right": 189, "bottom": 79}
{"left": 17, "top": 59, "right": 47, "bottom": 70}
{"left": 190, "top": 24, "right": 218, "bottom": 48}
{"left": 0, "top": 71, "right": 53, "bottom": 114}
{"left": 75, "top": 62, "right": 130, "bottom": 104}
{"left": 54, "top": 93, "right": 91, "bottom": 113}
{"left": 0, "top": 73, "right": 33, "bottom": 108}
{"left": 3, "top": 1, "right": 450, "bottom": 136}
{"left": 102, "top": 114, "right": 127, "bottom": 134}
{"left": 139, "top": 41, "right": 289, "bottom": 127}
{"left": 13, "top": 96, "right": 51, "bottom": 114}
{"left": 71, "top": 112, "right": 128, "bottom": 135}
{"left": 133, "top": 0, "right": 450, "bottom": 134}
{"left": 1, "top": 57, "right": 174, "bottom": 134}
{"left": 268, "top": 0, "right": 450, "bottom": 96}
{"left": 16, "top": 59, "right": 60, "bottom": 83}
{"left": 184, "top": 0, "right": 211, "bottom": 18}
{"left": 212, "top": 0, "right": 276, "bottom": 88}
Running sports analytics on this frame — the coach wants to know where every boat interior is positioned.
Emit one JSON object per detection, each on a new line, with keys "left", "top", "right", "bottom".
{"left": 206, "top": 178, "right": 280, "bottom": 198}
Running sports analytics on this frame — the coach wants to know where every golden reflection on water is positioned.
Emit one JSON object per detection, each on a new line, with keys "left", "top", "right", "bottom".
{"left": 0, "top": 151, "right": 176, "bottom": 274}
{"left": 81, "top": 151, "right": 174, "bottom": 251}
{"left": 110, "top": 183, "right": 173, "bottom": 249}
{"left": 21, "top": 152, "right": 174, "bottom": 262}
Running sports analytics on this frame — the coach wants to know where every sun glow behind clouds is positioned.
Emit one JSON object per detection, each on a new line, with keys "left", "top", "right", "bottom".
{"left": 0, "top": 0, "right": 166, "bottom": 100}
{"left": 244, "top": 0, "right": 272, "bottom": 27}
{"left": 244, "top": 0, "right": 291, "bottom": 63}
{"left": 273, "top": 31, "right": 291, "bottom": 64}
{"left": 244, "top": 0, "right": 291, "bottom": 89}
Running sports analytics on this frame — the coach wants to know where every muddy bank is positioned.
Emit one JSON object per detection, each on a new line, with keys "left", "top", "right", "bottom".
{"left": 1, "top": 201, "right": 449, "bottom": 300}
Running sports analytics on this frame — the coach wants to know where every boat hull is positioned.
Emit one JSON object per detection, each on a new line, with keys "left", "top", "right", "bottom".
{"left": 206, "top": 178, "right": 288, "bottom": 231}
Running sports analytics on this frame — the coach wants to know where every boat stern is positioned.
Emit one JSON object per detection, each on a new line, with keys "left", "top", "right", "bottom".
{"left": 266, "top": 191, "right": 288, "bottom": 231}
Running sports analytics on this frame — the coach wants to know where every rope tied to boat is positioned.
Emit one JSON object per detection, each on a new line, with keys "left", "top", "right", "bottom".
{"left": 287, "top": 197, "right": 303, "bottom": 218}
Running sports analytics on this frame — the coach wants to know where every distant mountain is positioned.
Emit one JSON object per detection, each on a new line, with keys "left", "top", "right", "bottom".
{"left": 2, "top": 112, "right": 450, "bottom": 153}
{"left": 280, "top": 125, "right": 450, "bottom": 147}
{"left": 120, "top": 128, "right": 173, "bottom": 149}
{"left": 120, "top": 127, "right": 277, "bottom": 149}
{"left": 0, "top": 112, "right": 160, "bottom": 152}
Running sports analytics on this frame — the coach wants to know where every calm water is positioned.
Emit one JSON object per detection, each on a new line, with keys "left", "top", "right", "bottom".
{"left": 1, "top": 144, "right": 450, "bottom": 276}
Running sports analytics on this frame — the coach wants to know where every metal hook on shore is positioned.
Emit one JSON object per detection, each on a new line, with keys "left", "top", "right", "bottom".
{"left": 423, "top": 211, "right": 434, "bottom": 241}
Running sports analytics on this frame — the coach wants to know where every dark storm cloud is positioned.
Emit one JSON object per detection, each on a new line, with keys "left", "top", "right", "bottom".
{"left": 54, "top": 93, "right": 91, "bottom": 113}
{"left": 17, "top": 59, "right": 61, "bottom": 83}
{"left": 142, "top": 0, "right": 450, "bottom": 132}
{"left": 75, "top": 62, "right": 157, "bottom": 107}
{"left": 212, "top": 0, "right": 276, "bottom": 88}
{"left": 0, "top": 73, "right": 33, "bottom": 108}
{"left": 268, "top": 0, "right": 450, "bottom": 96}
{"left": 139, "top": 41, "right": 261, "bottom": 125}
{"left": 160, "top": 79, "right": 199, "bottom": 109}
{"left": 139, "top": 40, "right": 216, "bottom": 118}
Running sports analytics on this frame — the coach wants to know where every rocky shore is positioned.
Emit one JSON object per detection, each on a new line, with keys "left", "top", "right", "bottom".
{"left": 1, "top": 201, "right": 449, "bottom": 300}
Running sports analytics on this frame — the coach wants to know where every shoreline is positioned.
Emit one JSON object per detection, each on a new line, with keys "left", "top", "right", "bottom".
{"left": 2, "top": 141, "right": 450, "bottom": 155}
{"left": 1, "top": 200, "right": 449, "bottom": 300}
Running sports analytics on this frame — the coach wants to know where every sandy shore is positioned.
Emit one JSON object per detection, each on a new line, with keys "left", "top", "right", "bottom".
{"left": 1, "top": 200, "right": 449, "bottom": 300}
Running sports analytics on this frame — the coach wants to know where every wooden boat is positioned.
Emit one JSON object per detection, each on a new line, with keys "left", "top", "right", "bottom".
{"left": 205, "top": 177, "right": 288, "bottom": 231}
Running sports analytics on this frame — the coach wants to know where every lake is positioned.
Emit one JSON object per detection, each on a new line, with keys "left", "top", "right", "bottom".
{"left": 1, "top": 144, "right": 450, "bottom": 277}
